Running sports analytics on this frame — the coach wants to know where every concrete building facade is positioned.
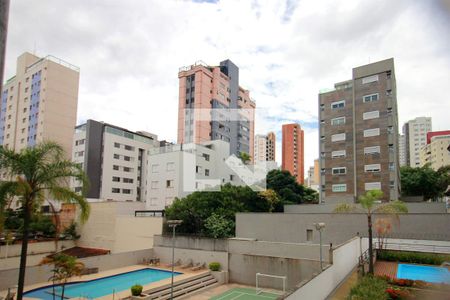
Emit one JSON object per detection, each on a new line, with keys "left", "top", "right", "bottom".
{"left": 319, "top": 58, "right": 400, "bottom": 202}
{"left": 177, "top": 60, "right": 255, "bottom": 158}
{"left": 282, "top": 123, "right": 304, "bottom": 184}
{"left": 0, "top": 52, "right": 79, "bottom": 157}
{"left": 420, "top": 130, "right": 450, "bottom": 170}
{"left": 71, "top": 119, "right": 159, "bottom": 202}
{"left": 254, "top": 132, "right": 276, "bottom": 162}
{"left": 306, "top": 158, "right": 320, "bottom": 191}
{"left": 402, "top": 117, "right": 432, "bottom": 167}
{"left": 399, "top": 134, "right": 406, "bottom": 167}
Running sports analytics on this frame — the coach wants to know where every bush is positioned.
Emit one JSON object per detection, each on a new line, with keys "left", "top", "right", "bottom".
{"left": 348, "top": 275, "right": 388, "bottom": 300}
{"left": 209, "top": 262, "right": 221, "bottom": 271}
{"left": 131, "top": 284, "right": 143, "bottom": 296}
{"left": 385, "top": 288, "right": 411, "bottom": 300}
{"left": 378, "top": 250, "right": 450, "bottom": 265}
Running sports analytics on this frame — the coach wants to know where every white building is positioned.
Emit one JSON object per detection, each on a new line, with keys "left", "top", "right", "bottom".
{"left": 402, "top": 117, "right": 432, "bottom": 167}
{"left": 146, "top": 140, "right": 276, "bottom": 210}
{"left": 420, "top": 131, "right": 450, "bottom": 170}
{"left": 399, "top": 134, "right": 406, "bottom": 167}
{"left": 72, "top": 119, "right": 159, "bottom": 202}
{"left": 254, "top": 132, "right": 276, "bottom": 162}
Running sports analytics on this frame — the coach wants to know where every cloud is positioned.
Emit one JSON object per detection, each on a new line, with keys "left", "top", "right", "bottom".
{"left": 4, "top": 0, "right": 450, "bottom": 176}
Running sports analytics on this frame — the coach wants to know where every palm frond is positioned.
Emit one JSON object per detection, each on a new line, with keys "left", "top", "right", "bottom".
{"left": 48, "top": 186, "right": 90, "bottom": 223}
{"left": 334, "top": 203, "right": 358, "bottom": 213}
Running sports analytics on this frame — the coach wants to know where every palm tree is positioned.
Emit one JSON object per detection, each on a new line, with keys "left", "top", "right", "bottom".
{"left": 334, "top": 190, "right": 407, "bottom": 274}
{"left": 0, "top": 142, "right": 90, "bottom": 300}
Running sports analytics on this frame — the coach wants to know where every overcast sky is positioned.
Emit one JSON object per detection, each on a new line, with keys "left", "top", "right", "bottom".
{"left": 4, "top": 0, "right": 450, "bottom": 174}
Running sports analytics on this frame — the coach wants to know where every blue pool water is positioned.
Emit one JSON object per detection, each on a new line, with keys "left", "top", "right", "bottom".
{"left": 24, "top": 268, "right": 182, "bottom": 299}
{"left": 397, "top": 264, "right": 450, "bottom": 284}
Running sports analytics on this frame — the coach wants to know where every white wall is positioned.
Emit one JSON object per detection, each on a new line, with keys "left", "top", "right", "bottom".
{"left": 286, "top": 237, "right": 369, "bottom": 300}
{"left": 0, "top": 240, "right": 75, "bottom": 258}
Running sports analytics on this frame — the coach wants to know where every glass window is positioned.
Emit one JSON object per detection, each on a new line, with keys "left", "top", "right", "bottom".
{"left": 331, "top": 133, "right": 346, "bottom": 142}
{"left": 364, "top": 128, "right": 380, "bottom": 137}
{"left": 331, "top": 116, "right": 346, "bottom": 126}
{"left": 364, "top": 164, "right": 381, "bottom": 172}
{"left": 362, "top": 74, "right": 379, "bottom": 84}
{"left": 364, "top": 146, "right": 380, "bottom": 155}
{"left": 331, "top": 100, "right": 345, "bottom": 109}
{"left": 112, "top": 176, "right": 120, "bottom": 182}
{"left": 332, "top": 150, "right": 346, "bottom": 158}
{"left": 112, "top": 188, "right": 120, "bottom": 193}
{"left": 332, "top": 167, "right": 346, "bottom": 175}
{"left": 363, "top": 93, "right": 379, "bottom": 103}
{"left": 365, "top": 182, "right": 381, "bottom": 191}
{"left": 166, "top": 180, "right": 174, "bottom": 188}
{"left": 332, "top": 184, "right": 347, "bottom": 192}
{"left": 363, "top": 110, "right": 380, "bottom": 120}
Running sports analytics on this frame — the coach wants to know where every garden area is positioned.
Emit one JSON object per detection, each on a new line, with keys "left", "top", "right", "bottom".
{"left": 347, "top": 250, "right": 450, "bottom": 300}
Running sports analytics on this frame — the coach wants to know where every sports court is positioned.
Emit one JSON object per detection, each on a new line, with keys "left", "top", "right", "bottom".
{"left": 210, "top": 287, "right": 280, "bottom": 300}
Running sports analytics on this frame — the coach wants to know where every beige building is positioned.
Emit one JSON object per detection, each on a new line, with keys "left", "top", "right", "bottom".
{"left": 1, "top": 52, "right": 79, "bottom": 157}
{"left": 402, "top": 117, "right": 432, "bottom": 167}
{"left": 420, "top": 131, "right": 450, "bottom": 170}
{"left": 254, "top": 132, "right": 276, "bottom": 162}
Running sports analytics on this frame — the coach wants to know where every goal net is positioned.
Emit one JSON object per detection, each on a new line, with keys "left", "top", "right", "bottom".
{"left": 256, "top": 272, "right": 287, "bottom": 295}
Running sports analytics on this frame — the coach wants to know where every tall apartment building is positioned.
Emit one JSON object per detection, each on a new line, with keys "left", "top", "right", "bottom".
{"left": 420, "top": 130, "right": 450, "bottom": 170}
{"left": 254, "top": 132, "right": 276, "bottom": 162}
{"left": 307, "top": 158, "right": 320, "bottom": 191}
{"left": 177, "top": 60, "right": 255, "bottom": 158}
{"left": 399, "top": 134, "right": 406, "bottom": 166}
{"left": 282, "top": 123, "right": 304, "bottom": 184}
{"left": 71, "top": 119, "right": 159, "bottom": 202}
{"left": 319, "top": 58, "right": 400, "bottom": 202}
{"left": 1, "top": 52, "right": 79, "bottom": 157}
{"left": 402, "top": 117, "right": 432, "bottom": 167}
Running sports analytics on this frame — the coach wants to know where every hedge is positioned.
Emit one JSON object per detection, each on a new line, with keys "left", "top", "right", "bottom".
{"left": 348, "top": 275, "right": 388, "bottom": 300}
{"left": 377, "top": 250, "right": 450, "bottom": 265}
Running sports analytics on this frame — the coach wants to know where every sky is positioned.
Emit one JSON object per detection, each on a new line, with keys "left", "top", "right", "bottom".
{"left": 4, "top": 0, "right": 450, "bottom": 175}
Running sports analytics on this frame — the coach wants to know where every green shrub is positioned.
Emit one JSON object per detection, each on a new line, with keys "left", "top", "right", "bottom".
{"left": 348, "top": 275, "right": 388, "bottom": 300}
{"left": 209, "top": 262, "right": 221, "bottom": 271}
{"left": 131, "top": 284, "right": 143, "bottom": 296}
{"left": 378, "top": 250, "right": 450, "bottom": 265}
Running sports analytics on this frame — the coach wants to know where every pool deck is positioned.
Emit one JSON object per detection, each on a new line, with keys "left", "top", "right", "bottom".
{"left": 0, "top": 264, "right": 209, "bottom": 300}
{"left": 374, "top": 261, "right": 398, "bottom": 278}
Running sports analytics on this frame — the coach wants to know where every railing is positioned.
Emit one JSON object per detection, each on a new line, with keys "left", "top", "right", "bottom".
{"left": 134, "top": 210, "right": 165, "bottom": 217}
{"left": 374, "top": 240, "right": 450, "bottom": 254}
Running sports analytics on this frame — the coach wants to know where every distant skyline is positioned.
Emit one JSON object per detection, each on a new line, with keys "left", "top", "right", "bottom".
{"left": 4, "top": 0, "right": 450, "bottom": 174}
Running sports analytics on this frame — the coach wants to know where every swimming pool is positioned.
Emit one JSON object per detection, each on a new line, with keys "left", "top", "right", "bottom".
{"left": 397, "top": 264, "right": 450, "bottom": 284}
{"left": 24, "top": 268, "right": 182, "bottom": 299}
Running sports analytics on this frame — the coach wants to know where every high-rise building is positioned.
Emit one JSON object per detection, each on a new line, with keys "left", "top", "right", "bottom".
{"left": 318, "top": 58, "right": 400, "bottom": 202}
{"left": 306, "top": 158, "right": 320, "bottom": 191}
{"left": 177, "top": 60, "right": 255, "bottom": 158}
{"left": 420, "top": 130, "right": 450, "bottom": 170}
{"left": 1, "top": 52, "right": 79, "bottom": 157}
{"left": 71, "top": 119, "right": 159, "bottom": 202}
{"left": 399, "top": 134, "right": 406, "bottom": 167}
{"left": 254, "top": 132, "right": 276, "bottom": 162}
{"left": 402, "top": 117, "right": 432, "bottom": 167}
{"left": 282, "top": 123, "right": 304, "bottom": 184}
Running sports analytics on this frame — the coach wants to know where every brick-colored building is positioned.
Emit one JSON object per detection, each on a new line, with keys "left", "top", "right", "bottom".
{"left": 177, "top": 60, "right": 255, "bottom": 158}
{"left": 254, "top": 131, "right": 276, "bottom": 162}
{"left": 282, "top": 123, "right": 304, "bottom": 184}
{"left": 318, "top": 58, "right": 400, "bottom": 202}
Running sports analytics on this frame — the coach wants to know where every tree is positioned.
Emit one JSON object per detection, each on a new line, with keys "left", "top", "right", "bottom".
{"left": 0, "top": 142, "right": 90, "bottom": 300}
{"left": 42, "top": 253, "right": 84, "bottom": 300}
{"left": 204, "top": 213, "right": 234, "bottom": 238}
{"left": 400, "top": 164, "right": 450, "bottom": 200}
{"left": 334, "top": 190, "right": 407, "bottom": 275}
{"left": 238, "top": 152, "right": 251, "bottom": 164}
{"left": 266, "top": 169, "right": 318, "bottom": 208}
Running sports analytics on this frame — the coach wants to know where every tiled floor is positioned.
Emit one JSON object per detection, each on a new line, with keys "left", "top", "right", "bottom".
{"left": 374, "top": 261, "right": 398, "bottom": 278}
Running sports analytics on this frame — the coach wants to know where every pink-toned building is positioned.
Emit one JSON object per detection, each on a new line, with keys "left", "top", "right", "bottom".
{"left": 177, "top": 60, "right": 255, "bottom": 159}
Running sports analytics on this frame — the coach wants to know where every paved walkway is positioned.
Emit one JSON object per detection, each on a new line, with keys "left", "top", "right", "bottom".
{"left": 327, "top": 268, "right": 358, "bottom": 300}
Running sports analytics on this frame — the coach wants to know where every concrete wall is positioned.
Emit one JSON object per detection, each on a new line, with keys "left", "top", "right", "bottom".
{"left": 0, "top": 248, "right": 152, "bottom": 291}
{"left": 284, "top": 202, "right": 447, "bottom": 214}
{"left": 153, "top": 235, "right": 228, "bottom": 252}
{"left": 286, "top": 237, "right": 369, "bottom": 300}
{"left": 77, "top": 202, "right": 163, "bottom": 253}
{"left": 236, "top": 213, "right": 450, "bottom": 245}
{"left": 0, "top": 240, "right": 75, "bottom": 258}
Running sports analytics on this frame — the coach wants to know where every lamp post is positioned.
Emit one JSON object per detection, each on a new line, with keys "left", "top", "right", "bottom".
{"left": 314, "top": 222, "right": 326, "bottom": 270}
{"left": 167, "top": 220, "right": 182, "bottom": 300}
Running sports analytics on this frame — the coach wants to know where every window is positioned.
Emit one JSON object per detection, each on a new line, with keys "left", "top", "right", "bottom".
{"left": 75, "top": 139, "right": 85, "bottom": 146}
{"left": 123, "top": 178, "right": 133, "bottom": 183}
{"left": 112, "top": 176, "right": 120, "bottom": 182}
{"left": 365, "top": 164, "right": 381, "bottom": 172}
{"left": 124, "top": 156, "right": 131, "bottom": 161}
{"left": 332, "top": 150, "right": 346, "bottom": 158}
{"left": 331, "top": 133, "right": 346, "bottom": 142}
{"left": 166, "top": 162, "right": 175, "bottom": 171}
{"left": 123, "top": 167, "right": 132, "bottom": 172}
{"left": 196, "top": 166, "right": 202, "bottom": 173}
{"left": 365, "top": 182, "right": 381, "bottom": 191}
{"left": 332, "top": 184, "right": 347, "bottom": 192}
{"left": 113, "top": 154, "right": 120, "bottom": 159}
{"left": 331, "top": 116, "right": 346, "bottom": 126}
{"left": 152, "top": 164, "right": 159, "bottom": 173}
{"left": 75, "top": 151, "right": 84, "bottom": 157}
{"left": 112, "top": 188, "right": 120, "bottom": 193}
{"left": 151, "top": 181, "right": 158, "bottom": 189}
{"left": 122, "top": 189, "right": 132, "bottom": 194}
{"left": 124, "top": 145, "right": 134, "bottom": 151}
{"left": 113, "top": 165, "right": 119, "bottom": 171}
{"left": 364, "top": 146, "right": 380, "bottom": 155}
{"left": 202, "top": 153, "right": 210, "bottom": 161}
{"left": 205, "top": 169, "right": 210, "bottom": 176}
{"left": 363, "top": 93, "right": 379, "bottom": 102}
{"left": 230, "top": 174, "right": 234, "bottom": 181}
{"left": 331, "top": 100, "right": 345, "bottom": 109}
{"left": 306, "top": 229, "right": 313, "bottom": 242}
{"left": 362, "top": 74, "right": 379, "bottom": 84}
{"left": 364, "top": 128, "right": 380, "bottom": 137}
{"left": 363, "top": 110, "right": 379, "bottom": 120}
{"left": 389, "top": 162, "right": 395, "bottom": 171}
{"left": 387, "top": 126, "right": 393, "bottom": 134}
{"left": 166, "top": 180, "right": 174, "bottom": 188}
{"left": 114, "top": 142, "right": 120, "bottom": 148}
{"left": 390, "top": 180, "right": 395, "bottom": 188}
{"left": 332, "top": 167, "right": 346, "bottom": 175}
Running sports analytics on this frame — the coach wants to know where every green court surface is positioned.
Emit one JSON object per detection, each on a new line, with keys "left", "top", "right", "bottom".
{"left": 210, "top": 287, "right": 280, "bottom": 300}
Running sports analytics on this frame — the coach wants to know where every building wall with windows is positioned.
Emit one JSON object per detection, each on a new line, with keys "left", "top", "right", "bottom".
{"left": 402, "top": 117, "right": 432, "bottom": 167}
{"left": 318, "top": 58, "right": 400, "bottom": 202}
{"left": 399, "top": 134, "right": 406, "bottom": 166}
{"left": 282, "top": 123, "right": 304, "bottom": 184}
{"left": 420, "top": 131, "right": 450, "bottom": 170}
{"left": 71, "top": 119, "right": 159, "bottom": 202}
{"left": 146, "top": 140, "right": 249, "bottom": 210}
{"left": 254, "top": 131, "right": 276, "bottom": 162}
{"left": 0, "top": 52, "right": 79, "bottom": 158}
{"left": 177, "top": 60, "right": 255, "bottom": 159}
